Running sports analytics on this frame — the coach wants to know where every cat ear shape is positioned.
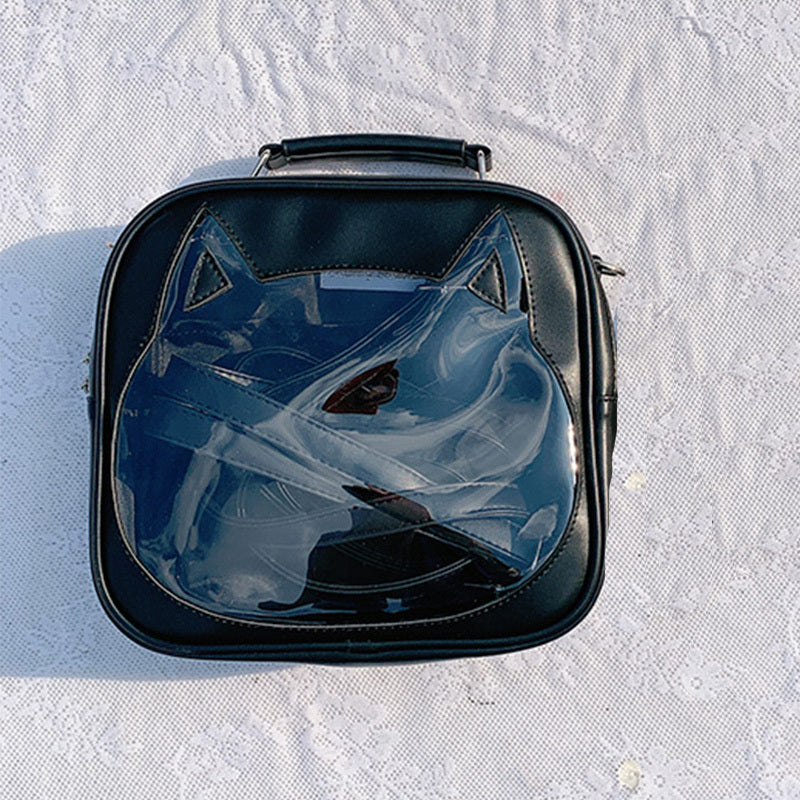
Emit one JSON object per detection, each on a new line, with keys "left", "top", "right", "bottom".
{"left": 168, "top": 209, "right": 258, "bottom": 314}
{"left": 467, "top": 249, "right": 507, "bottom": 312}
{"left": 184, "top": 248, "right": 232, "bottom": 311}
{"left": 448, "top": 210, "right": 524, "bottom": 312}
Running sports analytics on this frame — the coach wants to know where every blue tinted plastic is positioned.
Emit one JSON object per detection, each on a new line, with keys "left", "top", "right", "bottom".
{"left": 114, "top": 208, "right": 577, "bottom": 623}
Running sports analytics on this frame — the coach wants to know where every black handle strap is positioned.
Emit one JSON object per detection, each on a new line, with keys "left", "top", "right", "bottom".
{"left": 258, "top": 134, "right": 492, "bottom": 173}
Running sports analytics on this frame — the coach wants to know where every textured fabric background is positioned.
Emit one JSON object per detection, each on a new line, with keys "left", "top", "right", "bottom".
{"left": 1, "top": 2, "right": 799, "bottom": 798}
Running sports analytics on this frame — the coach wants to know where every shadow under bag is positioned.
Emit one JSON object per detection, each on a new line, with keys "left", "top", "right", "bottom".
{"left": 89, "top": 134, "right": 620, "bottom": 661}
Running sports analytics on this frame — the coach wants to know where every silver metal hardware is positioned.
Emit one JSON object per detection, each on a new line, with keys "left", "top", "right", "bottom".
{"left": 593, "top": 255, "right": 626, "bottom": 277}
{"left": 250, "top": 149, "right": 271, "bottom": 177}
{"left": 477, "top": 149, "right": 487, "bottom": 180}
{"left": 81, "top": 350, "right": 92, "bottom": 395}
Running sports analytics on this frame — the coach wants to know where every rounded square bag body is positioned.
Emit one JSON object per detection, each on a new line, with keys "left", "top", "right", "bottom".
{"left": 89, "top": 135, "right": 619, "bottom": 662}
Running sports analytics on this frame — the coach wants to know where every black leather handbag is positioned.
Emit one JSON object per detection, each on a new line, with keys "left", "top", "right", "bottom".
{"left": 89, "top": 134, "right": 621, "bottom": 662}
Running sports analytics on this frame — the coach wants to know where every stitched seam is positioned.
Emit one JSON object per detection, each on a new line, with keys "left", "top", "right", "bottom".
{"left": 204, "top": 204, "right": 505, "bottom": 285}
{"left": 110, "top": 481, "right": 576, "bottom": 635}
{"left": 189, "top": 280, "right": 232, "bottom": 309}
{"left": 469, "top": 285, "right": 496, "bottom": 303}
{"left": 118, "top": 206, "right": 205, "bottom": 390}
{"left": 204, "top": 204, "right": 262, "bottom": 278}
{"left": 184, "top": 252, "right": 203, "bottom": 308}
{"left": 330, "top": 481, "right": 584, "bottom": 633}
{"left": 442, "top": 204, "right": 503, "bottom": 277}
{"left": 494, "top": 250, "right": 507, "bottom": 310}
{"left": 252, "top": 205, "right": 506, "bottom": 283}
{"left": 260, "top": 264, "right": 433, "bottom": 281}
{"left": 206, "top": 206, "right": 424, "bottom": 282}
{"left": 185, "top": 251, "right": 232, "bottom": 311}
{"left": 468, "top": 250, "right": 506, "bottom": 311}
{"left": 114, "top": 526, "right": 251, "bottom": 628}
{"left": 505, "top": 211, "right": 537, "bottom": 337}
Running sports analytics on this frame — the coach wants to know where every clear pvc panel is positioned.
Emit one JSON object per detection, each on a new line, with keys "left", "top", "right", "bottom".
{"left": 114, "top": 208, "right": 577, "bottom": 623}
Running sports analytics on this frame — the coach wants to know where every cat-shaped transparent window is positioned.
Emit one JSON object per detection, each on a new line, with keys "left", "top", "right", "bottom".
{"left": 114, "top": 207, "right": 578, "bottom": 624}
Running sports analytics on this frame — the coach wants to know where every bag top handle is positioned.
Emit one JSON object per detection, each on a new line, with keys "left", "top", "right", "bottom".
{"left": 252, "top": 134, "right": 492, "bottom": 178}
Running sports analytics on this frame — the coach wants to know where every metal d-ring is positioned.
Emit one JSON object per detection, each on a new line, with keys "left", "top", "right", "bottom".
{"left": 593, "top": 255, "right": 626, "bottom": 277}
{"left": 476, "top": 149, "right": 487, "bottom": 180}
{"left": 250, "top": 149, "right": 271, "bottom": 177}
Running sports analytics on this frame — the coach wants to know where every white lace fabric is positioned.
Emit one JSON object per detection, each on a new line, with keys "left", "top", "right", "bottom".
{"left": 1, "top": 2, "right": 799, "bottom": 798}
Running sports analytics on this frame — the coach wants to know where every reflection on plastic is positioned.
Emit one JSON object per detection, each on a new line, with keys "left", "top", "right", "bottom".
{"left": 114, "top": 208, "right": 577, "bottom": 624}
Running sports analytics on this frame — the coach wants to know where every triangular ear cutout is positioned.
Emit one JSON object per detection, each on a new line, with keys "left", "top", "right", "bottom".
{"left": 163, "top": 207, "right": 259, "bottom": 324}
{"left": 446, "top": 209, "right": 523, "bottom": 311}
{"left": 467, "top": 249, "right": 507, "bottom": 313}
{"left": 184, "top": 248, "right": 232, "bottom": 311}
